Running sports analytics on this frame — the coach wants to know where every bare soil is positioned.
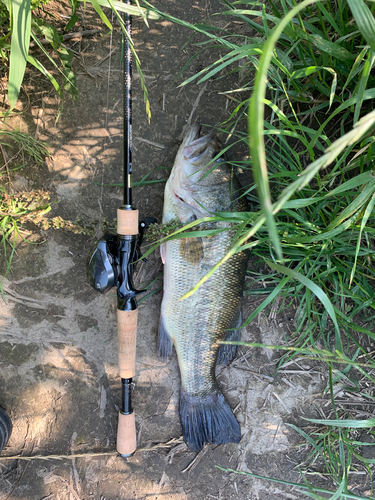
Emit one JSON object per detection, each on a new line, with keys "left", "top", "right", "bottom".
{"left": 0, "top": 1, "right": 361, "bottom": 499}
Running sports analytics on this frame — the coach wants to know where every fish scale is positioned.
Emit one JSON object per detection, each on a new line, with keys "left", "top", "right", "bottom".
{"left": 159, "top": 123, "right": 249, "bottom": 451}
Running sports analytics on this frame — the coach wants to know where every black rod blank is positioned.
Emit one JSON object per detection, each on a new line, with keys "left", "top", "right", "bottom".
{"left": 123, "top": 2, "right": 132, "bottom": 208}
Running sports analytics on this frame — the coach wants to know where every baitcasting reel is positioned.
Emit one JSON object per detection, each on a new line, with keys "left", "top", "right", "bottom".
{"left": 87, "top": 217, "right": 156, "bottom": 294}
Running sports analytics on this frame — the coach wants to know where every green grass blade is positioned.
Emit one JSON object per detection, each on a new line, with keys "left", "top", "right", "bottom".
{"left": 141, "top": 0, "right": 237, "bottom": 50}
{"left": 249, "top": 0, "right": 318, "bottom": 261}
{"left": 315, "top": 2, "right": 341, "bottom": 33}
{"left": 350, "top": 192, "right": 375, "bottom": 287}
{"left": 89, "top": 0, "right": 112, "bottom": 30}
{"left": 98, "top": 0, "right": 160, "bottom": 18}
{"left": 216, "top": 467, "right": 370, "bottom": 499}
{"left": 8, "top": 0, "right": 31, "bottom": 108}
{"left": 347, "top": 0, "right": 375, "bottom": 52}
{"left": 266, "top": 261, "right": 342, "bottom": 351}
{"left": 353, "top": 49, "right": 375, "bottom": 125}
{"left": 330, "top": 475, "right": 346, "bottom": 500}
{"left": 291, "top": 23, "right": 355, "bottom": 61}
{"left": 341, "top": 46, "right": 368, "bottom": 96}
{"left": 3, "top": 225, "right": 17, "bottom": 277}
{"left": 181, "top": 108, "right": 375, "bottom": 300}
{"left": 326, "top": 179, "right": 375, "bottom": 231}
{"left": 27, "top": 54, "right": 63, "bottom": 119}
{"left": 134, "top": 0, "right": 149, "bottom": 27}
{"left": 308, "top": 88, "right": 375, "bottom": 155}
{"left": 31, "top": 21, "right": 78, "bottom": 101}
{"left": 241, "top": 276, "right": 290, "bottom": 327}
{"left": 327, "top": 170, "right": 374, "bottom": 197}
{"left": 180, "top": 46, "right": 261, "bottom": 87}
{"left": 306, "top": 417, "right": 375, "bottom": 429}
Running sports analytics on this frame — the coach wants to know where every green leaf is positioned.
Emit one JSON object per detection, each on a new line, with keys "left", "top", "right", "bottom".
{"left": 216, "top": 467, "right": 367, "bottom": 499}
{"left": 8, "top": 0, "right": 31, "bottom": 108}
{"left": 350, "top": 192, "right": 375, "bottom": 287}
{"left": 66, "top": 0, "right": 80, "bottom": 31}
{"left": 181, "top": 44, "right": 262, "bottom": 87}
{"left": 326, "top": 179, "right": 375, "bottom": 231}
{"left": 291, "top": 23, "right": 355, "bottom": 61}
{"left": 306, "top": 416, "right": 375, "bottom": 429}
{"left": 354, "top": 49, "right": 375, "bottom": 125}
{"left": 32, "top": 17, "right": 63, "bottom": 49}
{"left": 266, "top": 261, "right": 342, "bottom": 351}
{"left": 283, "top": 196, "right": 326, "bottom": 209}
{"left": 89, "top": 0, "right": 112, "bottom": 30}
{"left": 249, "top": 0, "right": 319, "bottom": 262}
{"left": 327, "top": 170, "right": 375, "bottom": 197}
{"left": 27, "top": 54, "right": 63, "bottom": 119}
{"left": 59, "top": 46, "right": 78, "bottom": 99}
{"left": 315, "top": 2, "right": 341, "bottom": 34}
{"left": 342, "top": 46, "right": 369, "bottom": 96}
{"left": 241, "top": 276, "right": 290, "bottom": 328}
{"left": 290, "top": 66, "right": 337, "bottom": 109}
{"left": 31, "top": 19, "right": 78, "bottom": 100}
{"left": 95, "top": 0, "right": 161, "bottom": 19}
{"left": 347, "top": 0, "right": 375, "bottom": 52}
{"left": 307, "top": 88, "right": 375, "bottom": 156}
{"left": 66, "top": 12, "right": 79, "bottom": 31}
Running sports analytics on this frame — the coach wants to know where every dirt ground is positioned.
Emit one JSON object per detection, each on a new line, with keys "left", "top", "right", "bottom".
{"left": 0, "top": 1, "right": 359, "bottom": 499}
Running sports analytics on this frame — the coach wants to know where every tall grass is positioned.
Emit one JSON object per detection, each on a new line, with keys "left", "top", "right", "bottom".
{"left": 0, "top": 0, "right": 158, "bottom": 117}
{"left": 141, "top": 0, "right": 375, "bottom": 497}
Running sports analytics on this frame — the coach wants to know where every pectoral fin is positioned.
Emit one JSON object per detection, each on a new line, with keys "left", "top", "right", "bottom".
{"left": 160, "top": 242, "right": 166, "bottom": 264}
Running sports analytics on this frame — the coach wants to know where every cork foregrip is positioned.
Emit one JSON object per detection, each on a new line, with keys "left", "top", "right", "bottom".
{"left": 117, "top": 209, "right": 138, "bottom": 235}
{"left": 117, "top": 411, "right": 136, "bottom": 456}
{"left": 117, "top": 309, "right": 137, "bottom": 379}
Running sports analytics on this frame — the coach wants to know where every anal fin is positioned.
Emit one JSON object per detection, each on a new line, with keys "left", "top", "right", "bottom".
{"left": 217, "top": 310, "right": 242, "bottom": 365}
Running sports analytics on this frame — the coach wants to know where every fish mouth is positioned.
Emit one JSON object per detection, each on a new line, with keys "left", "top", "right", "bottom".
{"left": 182, "top": 124, "right": 219, "bottom": 162}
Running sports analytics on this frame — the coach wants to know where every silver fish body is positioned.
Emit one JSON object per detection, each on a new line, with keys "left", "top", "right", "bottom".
{"left": 159, "top": 124, "right": 249, "bottom": 451}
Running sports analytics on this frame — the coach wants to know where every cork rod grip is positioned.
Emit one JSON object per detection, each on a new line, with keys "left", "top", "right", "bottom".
{"left": 117, "top": 309, "right": 137, "bottom": 379}
{"left": 117, "top": 411, "right": 136, "bottom": 456}
{"left": 117, "top": 209, "right": 138, "bottom": 236}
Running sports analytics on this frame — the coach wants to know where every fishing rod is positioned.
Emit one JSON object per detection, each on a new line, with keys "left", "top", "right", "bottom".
{"left": 114, "top": 2, "right": 140, "bottom": 456}
{"left": 87, "top": 0, "right": 154, "bottom": 457}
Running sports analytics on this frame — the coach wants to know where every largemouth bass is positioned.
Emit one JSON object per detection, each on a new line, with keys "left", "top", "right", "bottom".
{"left": 159, "top": 123, "right": 249, "bottom": 451}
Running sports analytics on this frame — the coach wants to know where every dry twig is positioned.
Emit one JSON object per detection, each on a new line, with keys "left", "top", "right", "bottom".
{"left": 0, "top": 437, "right": 185, "bottom": 462}
{"left": 29, "top": 30, "right": 99, "bottom": 48}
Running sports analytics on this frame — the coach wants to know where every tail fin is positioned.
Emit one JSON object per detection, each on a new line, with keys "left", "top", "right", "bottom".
{"left": 179, "top": 388, "right": 241, "bottom": 452}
